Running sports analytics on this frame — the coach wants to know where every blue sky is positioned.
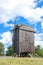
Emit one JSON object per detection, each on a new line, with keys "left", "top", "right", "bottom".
{"left": 0, "top": 0, "right": 43, "bottom": 51}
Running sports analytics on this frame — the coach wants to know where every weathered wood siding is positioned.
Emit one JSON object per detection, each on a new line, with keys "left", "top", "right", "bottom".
{"left": 13, "top": 29, "right": 19, "bottom": 53}
{"left": 29, "top": 32, "right": 35, "bottom": 53}
{"left": 19, "top": 29, "right": 34, "bottom": 53}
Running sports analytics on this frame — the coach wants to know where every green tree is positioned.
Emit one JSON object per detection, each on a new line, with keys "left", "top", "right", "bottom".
{"left": 0, "top": 42, "right": 4, "bottom": 56}
{"left": 6, "top": 46, "right": 13, "bottom": 56}
{"left": 35, "top": 45, "right": 43, "bottom": 57}
{"left": 40, "top": 48, "right": 43, "bottom": 57}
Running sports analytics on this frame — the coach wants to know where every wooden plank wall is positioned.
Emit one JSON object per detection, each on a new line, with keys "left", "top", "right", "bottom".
{"left": 19, "top": 29, "right": 34, "bottom": 53}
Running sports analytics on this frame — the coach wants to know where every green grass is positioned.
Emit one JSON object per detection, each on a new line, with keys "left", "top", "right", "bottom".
{"left": 0, "top": 57, "right": 43, "bottom": 65}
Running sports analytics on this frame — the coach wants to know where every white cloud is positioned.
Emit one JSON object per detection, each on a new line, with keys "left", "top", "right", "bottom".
{"left": 35, "top": 41, "right": 43, "bottom": 48}
{"left": 34, "top": 33, "right": 43, "bottom": 48}
{"left": 15, "top": 5, "right": 43, "bottom": 23}
{"left": 3, "top": 23, "right": 14, "bottom": 28}
{"left": 35, "top": 33, "right": 43, "bottom": 41}
{"left": 0, "top": 31, "right": 12, "bottom": 50}
{"left": 0, "top": 31, "right": 12, "bottom": 45}
{"left": 40, "top": 17, "right": 43, "bottom": 29}
{"left": 0, "top": 0, "right": 43, "bottom": 24}
{"left": 41, "top": 16, "right": 43, "bottom": 29}
{"left": 5, "top": 48, "right": 7, "bottom": 52}
{"left": 41, "top": 22, "right": 43, "bottom": 29}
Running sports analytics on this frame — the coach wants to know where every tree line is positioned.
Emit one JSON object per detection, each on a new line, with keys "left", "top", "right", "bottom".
{"left": 0, "top": 42, "right": 13, "bottom": 56}
{"left": 0, "top": 42, "right": 43, "bottom": 57}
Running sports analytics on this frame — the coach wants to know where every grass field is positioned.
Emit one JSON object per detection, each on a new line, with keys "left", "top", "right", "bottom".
{"left": 0, "top": 57, "right": 43, "bottom": 65}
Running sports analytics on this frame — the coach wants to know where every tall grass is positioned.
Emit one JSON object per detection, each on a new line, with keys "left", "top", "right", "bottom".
{"left": 0, "top": 57, "right": 43, "bottom": 65}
